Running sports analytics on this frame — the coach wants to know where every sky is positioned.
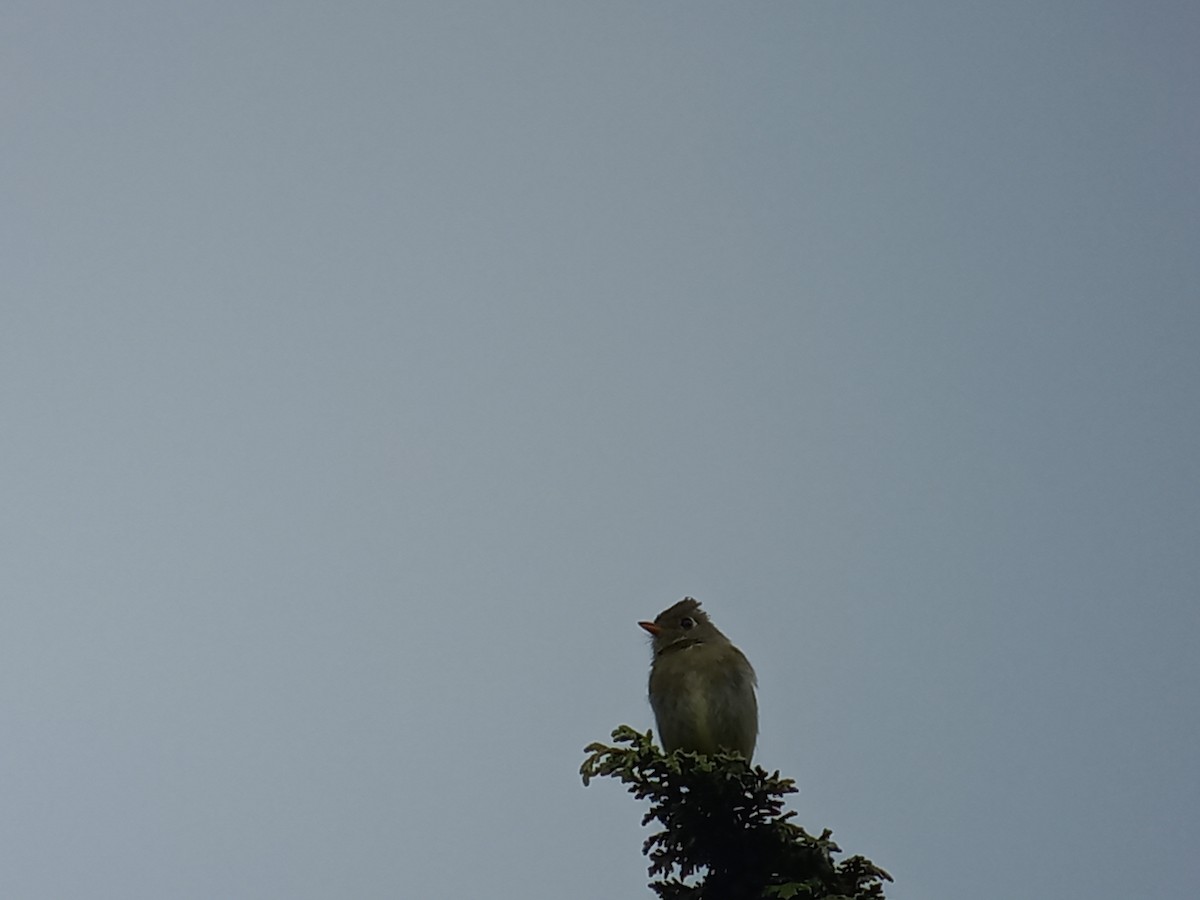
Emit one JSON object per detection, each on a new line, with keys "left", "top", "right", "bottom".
{"left": 2, "top": 2, "right": 1198, "bottom": 898}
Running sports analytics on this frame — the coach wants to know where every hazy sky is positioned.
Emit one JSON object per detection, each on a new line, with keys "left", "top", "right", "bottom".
{"left": 3, "top": 3, "right": 1198, "bottom": 898}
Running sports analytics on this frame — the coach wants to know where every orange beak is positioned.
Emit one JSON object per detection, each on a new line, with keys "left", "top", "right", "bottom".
{"left": 638, "top": 621, "right": 662, "bottom": 636}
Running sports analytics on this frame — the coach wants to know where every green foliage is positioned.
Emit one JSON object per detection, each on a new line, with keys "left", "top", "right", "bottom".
{"left": 581, "top": 726, "right": 892, "bottom": 900}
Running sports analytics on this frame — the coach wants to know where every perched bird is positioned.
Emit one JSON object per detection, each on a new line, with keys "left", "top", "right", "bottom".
{"left": 639, "top": 597, "right": 758, "bottom": 760}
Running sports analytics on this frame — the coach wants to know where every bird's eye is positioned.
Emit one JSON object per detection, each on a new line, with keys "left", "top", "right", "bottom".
{"left": 680, "top": 617, "right": 695, "bottom": 630}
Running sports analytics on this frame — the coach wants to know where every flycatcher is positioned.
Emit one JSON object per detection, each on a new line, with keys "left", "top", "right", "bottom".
{"left": 639, "top": 597, "right": 758, "bottom": 760}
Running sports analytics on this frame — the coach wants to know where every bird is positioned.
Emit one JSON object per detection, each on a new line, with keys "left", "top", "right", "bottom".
{"left": 639, "top": 597, "right": 758, "bottom": 760}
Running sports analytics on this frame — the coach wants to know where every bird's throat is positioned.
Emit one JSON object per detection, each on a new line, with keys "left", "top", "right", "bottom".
{"left": 656, "top": 637, "right": 704, "bottom": 658}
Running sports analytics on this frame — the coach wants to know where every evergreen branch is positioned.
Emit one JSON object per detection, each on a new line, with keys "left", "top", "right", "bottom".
{"left": 581, "top": 726, "right": 892, "bottom": 900}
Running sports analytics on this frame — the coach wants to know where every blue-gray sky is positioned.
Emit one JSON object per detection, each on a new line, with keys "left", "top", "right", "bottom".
{"left": 3, "top": 3, "right": 1198, "bottom": 898}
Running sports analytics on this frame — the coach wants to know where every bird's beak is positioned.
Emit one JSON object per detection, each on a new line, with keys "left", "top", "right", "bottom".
{"left": 638, "top": 621, "right": 662, "bottom": 636}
